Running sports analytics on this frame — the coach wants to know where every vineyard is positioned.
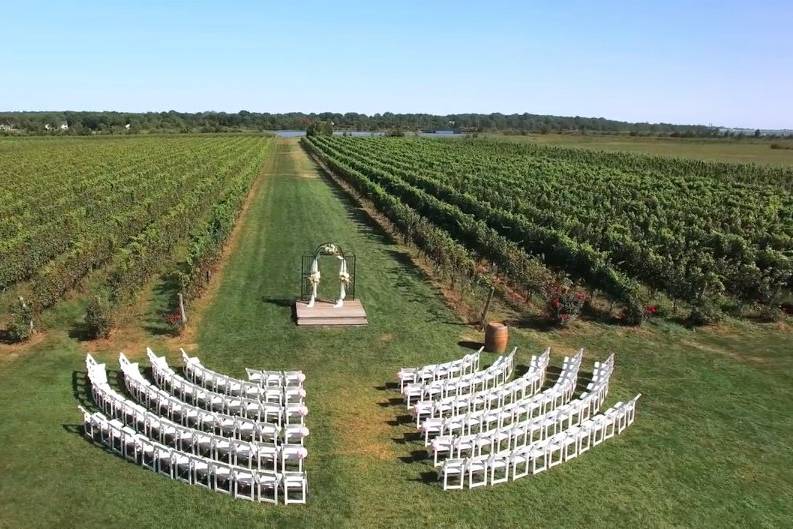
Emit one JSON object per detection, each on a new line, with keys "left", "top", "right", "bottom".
{"left": 304, "top": 135, "right": 793, "bottom": 323}
{"left": 0, "top": 134, "right": 272, "bottom": 337}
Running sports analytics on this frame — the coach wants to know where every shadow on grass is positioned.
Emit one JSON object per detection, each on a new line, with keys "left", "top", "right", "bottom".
{"left": 0, "top": 329, "right": 18, "bottom": 345}
{"left": 143, "top": 273, "right": 182, "bottom": 337}
{"left": 399, "top": 450, "right": 428, "bottom": 464}
{"left": 263, "top": 297, "right": 294, "bottom": 308}
{"left": 409, "top": 471, "right": 439, "bottom": 485}
{"left": 262, "top": 297, "right": 297, "bottom": 322}
{"left": 72, "top": 370, "right": 94, "bottom": 409}
{"left": 458, "top": 340, "right": 484, "bottom": 351}
{"left": 68, "top": 320, "right": 95, "bottom": 341}
{"left": 392, "top": 432, "right": 424, "bottom": 444}
{"left": 506, "top": 312, "right": 556, "bottom": 332}
{"left": 374, "top": 382, "right": 399, "bottom": 391}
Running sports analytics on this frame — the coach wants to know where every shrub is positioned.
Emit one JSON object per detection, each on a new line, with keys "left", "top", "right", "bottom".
{"left": 306, "top": 120, "right": 333, "bottom": 137}
{"left": 756, "top": 303, "right": 784, "bottom": 322}
{"left": 688, "top": 300, "right": 722, "bottom": 326}
{"left": 85, "top": 295, "right": 114, "bottom": 339}
{"left": 8, "top": 297, "right": 34, "bottom": 342}
{"left": 163, "top": 310, "right": 184, "bottom": 335}
{"left": 542, "top": 279, "right": 587, "bottom": 326}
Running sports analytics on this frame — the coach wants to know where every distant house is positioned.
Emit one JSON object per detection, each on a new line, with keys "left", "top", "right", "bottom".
{"left": 44, "top": 123, "right": 52, "bottom": 131}
{"left": 60, "top": 122, "right": 69, "bottom": 130}
{"left": 0, "top": 123, "right": 14, "bottom": 132}
{"left": 125, "top": 123, "right": 131, "bottom": 130}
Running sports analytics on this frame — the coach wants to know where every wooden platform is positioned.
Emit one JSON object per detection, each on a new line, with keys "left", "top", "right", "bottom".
{"left": 295, "top": 299, "right": 368, "bottom": 326}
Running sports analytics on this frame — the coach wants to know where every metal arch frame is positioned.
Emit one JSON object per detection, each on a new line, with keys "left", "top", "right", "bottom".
{"left": 300, "top": 242, "right": 357, "bottom": 302}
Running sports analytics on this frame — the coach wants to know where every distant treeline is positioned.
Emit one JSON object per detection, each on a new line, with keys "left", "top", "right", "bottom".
{"left": 0, "top": 110, "right": 736, "bottom": 137}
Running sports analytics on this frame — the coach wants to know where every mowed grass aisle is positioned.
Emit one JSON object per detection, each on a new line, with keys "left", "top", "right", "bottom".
{"left": 0, "top": 138, "right": 791, "bottom": 529}
{"left": 192, "top": 138, "right": 476, "bottom": 526}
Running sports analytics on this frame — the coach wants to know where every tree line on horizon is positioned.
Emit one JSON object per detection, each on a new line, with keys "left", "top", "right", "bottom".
{"left": 0, "top": 110, "right": 733, "bottom": 137}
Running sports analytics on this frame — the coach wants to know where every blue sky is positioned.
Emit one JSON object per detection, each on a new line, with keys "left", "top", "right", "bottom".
{"left": 2, "top": 0, "right": 791, "bottom": 128}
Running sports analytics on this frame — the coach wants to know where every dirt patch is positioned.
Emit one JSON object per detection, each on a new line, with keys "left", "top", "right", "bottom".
{"left": 0, "top": 331, "right": 48, "bottom": 360}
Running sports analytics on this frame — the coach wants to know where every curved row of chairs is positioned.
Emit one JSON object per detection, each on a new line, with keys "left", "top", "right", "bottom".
{"left": 79, "top": 406, "right": 307, "bottom": 503}
{"left": 395, "top": 346, "right": 638, "bottom": 489}
{"left": 439, "top": 395, "right": 640, "bottom": 489}
{"left": 83, "top": 352, "right": 309, "bottom": 503}
{"left": 419, "top": 350, "right": 585, "bottom": 444}
{"left": 244, "top": 366, "right": 306, "bottom": 388}
{"left": 402, "top": 348, "right": 516, "bottom": 406}
{"left": 87, "top": 355, "right": 309, "bottom": 472}
{"left": 411, "top": 348, "right": 550, "bottom": 427}
{"left": 397, "top": 347, "right": 482, "bottom": 391}
{"left": 429, "top": 354, "right": 614, "bottom": 465}
{"left": 182, "top": 349, "right": 305, "bottom": 394}
{"left": 121, "top": 353, "right": 282, "bottom": 435}
{"left": 147, "top": 349, "right": 308, "bottom": 424}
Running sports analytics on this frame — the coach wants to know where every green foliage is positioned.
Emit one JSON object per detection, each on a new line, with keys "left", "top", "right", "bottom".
{"left": 7, "top": 297, "right": 34, "bottom": 342}
{"left": 306, "top": 135, "right": 792, "bottom": 321}
{"left": 0, "top": 135, "right": 272, "bottom": 314}
{"left": 542, "top": 279, "right": 587, "bottom": 326}
{"left": 306, "top": 120, "right": 333, "bottom": 137}
{"left": 1, "top": 139, "right": 793, "bottom": 529}
{"left": 85, "top": 294, "right": 114, "bottom": 339}
{"left": 688, "top": 299, "right": 723, "bottom": 326}
{"left": 0, "top": 110, "right": 723, "bottom": 136}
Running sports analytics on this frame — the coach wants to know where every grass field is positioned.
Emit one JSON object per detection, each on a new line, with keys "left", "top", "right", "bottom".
{"left": 488, "top": 133, "right": 793, "bottom": 166}
{"left": 1, "top": 138, "right": 792, "bottom": 529}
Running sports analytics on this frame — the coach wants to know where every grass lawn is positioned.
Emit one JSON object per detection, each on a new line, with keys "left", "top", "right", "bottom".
{"left": 0, "top": 138, "right": 791, "bottom": 529}
{"left": 487, "top": 133, "right": 793, "bottom": 166}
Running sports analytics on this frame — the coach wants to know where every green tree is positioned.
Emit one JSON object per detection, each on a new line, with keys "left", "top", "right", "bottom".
{"left": 306, "top": 120, "right": 333, "bottom": 137}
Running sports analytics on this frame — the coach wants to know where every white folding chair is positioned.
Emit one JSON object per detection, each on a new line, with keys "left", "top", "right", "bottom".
{"left": 488, "top": 453, "right": 510, "bottom": 485}
{"left": 256, "top": 472, "right": 280, "bottom": 504}
{"left": 467, "top": 458, "right": 488, "bottom": 488}
{"left": 282, "top": 471, "right": 307, "bottom": 504}
{"left": 440, "top": 459, "right": 465, "bottom": 490}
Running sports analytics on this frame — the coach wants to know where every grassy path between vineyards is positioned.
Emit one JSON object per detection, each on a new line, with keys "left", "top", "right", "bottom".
{"left": 0, "top": 138, "right": 792, "bottom": 529}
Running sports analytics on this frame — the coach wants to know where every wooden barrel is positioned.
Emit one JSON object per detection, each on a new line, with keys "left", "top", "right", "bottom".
{"left": 484, "top": 322, "right": 508, "bottom": 353}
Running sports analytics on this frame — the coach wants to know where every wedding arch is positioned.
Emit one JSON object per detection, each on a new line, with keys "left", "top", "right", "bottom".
{"left": 300, "top": 242, "right": 357, "bottom": 308}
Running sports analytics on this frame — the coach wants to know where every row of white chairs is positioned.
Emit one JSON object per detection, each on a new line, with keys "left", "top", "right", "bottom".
{"left": 182, "top": 349, "right": 305, "bottom": 395}
{"left": 93, "top": 355, "right": 309, "bottom": 444}
{"left": 87, "top": 356, "right": 309, "bottom": 469}
{"left": 128, "top": 352, "right": 307, "bottom": 426}
{"left": 121, "top": 353, "right": 294, "bottom": 436}
{"left": 148, "top": 349, "right": 308, "bottom": 423}
{"left": 397, "top": 348, "right": 482, "bottom": 391}
{"left": 245, "top": 366, "right": 306, "bottom": 388}
{"left": 79, "top": 406, "right": 307, "bottom": 504}
{"left": 411, "top": 348, "right": 550, "bottom": 427}
{"left": 403, "top": 348, "right": 517, "bottom": 406}
{"left": 429, "top": 355, "right": 614, "bottom": 464}
{"left": 439, "top": 395, "right": 641, "bottom": 490}
{"left": 419, "top": 350, "right": 585, "bottom": 444}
